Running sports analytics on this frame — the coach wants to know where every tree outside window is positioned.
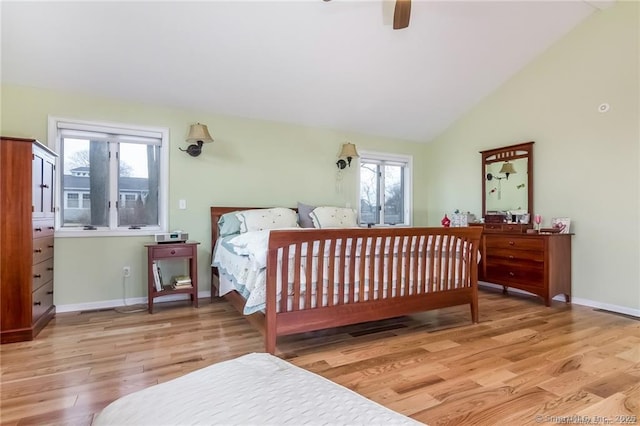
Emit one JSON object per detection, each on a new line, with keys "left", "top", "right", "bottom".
{"left": 359, "top": 153, "right": 411, "bottom": 226}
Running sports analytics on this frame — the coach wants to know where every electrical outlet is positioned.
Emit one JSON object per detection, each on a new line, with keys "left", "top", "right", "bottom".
{"left": 123, "top": 266, "right": 131, "bottom": 277}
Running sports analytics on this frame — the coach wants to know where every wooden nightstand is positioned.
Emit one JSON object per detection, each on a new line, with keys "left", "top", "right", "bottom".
{"left": 145, "top": 241, "right": 200, "bottom": 313}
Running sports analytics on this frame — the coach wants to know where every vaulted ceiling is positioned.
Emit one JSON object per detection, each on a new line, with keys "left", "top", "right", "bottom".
{"left": 1, "top": 1, "right": 610, "bottom": 142}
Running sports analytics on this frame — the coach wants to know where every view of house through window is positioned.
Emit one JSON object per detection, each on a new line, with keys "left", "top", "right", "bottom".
{"left": 359, "top": 153, "right": 412, "bottom": 226}
{"left": 54, "top": 119, "right": 167, "bottom": 233}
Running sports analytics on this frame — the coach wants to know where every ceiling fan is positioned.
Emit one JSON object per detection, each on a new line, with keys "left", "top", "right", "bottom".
{"left": 323, "top": 0, "right": 411, "bottom": 30}
{"left": 392, "top": 0, "right": 411, "bottom": 30}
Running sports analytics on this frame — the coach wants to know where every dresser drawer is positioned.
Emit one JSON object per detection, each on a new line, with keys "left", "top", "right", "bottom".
{"left": 32, "top": 280, "right": 54, "bottom": 323}
{"left": 486, "top": 247, "right": 544, "bottom": 262}
{"left": 482, "top": 223, "right": 530, "bottom": 233}
{"left": 32, "top": 219, "right": 55, "bottom": 238}
{"left": 485, "top": 259, "right": 544, "bottom": 287}
{"left": 32, "top": 258, "right": 54, "bottom": 291}
{"left": 485, "top": 236, "right": 544, "bottom": 251}
{"left": 151, "top": 245, "right": 194, "bottom": 259}
{"left": 33, "top": 236, "right": 54, "bottom": 264}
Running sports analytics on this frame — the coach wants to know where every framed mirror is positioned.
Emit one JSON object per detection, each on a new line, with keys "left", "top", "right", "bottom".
{"left": 480, "top": 141, "right": 534, "bottom": 221}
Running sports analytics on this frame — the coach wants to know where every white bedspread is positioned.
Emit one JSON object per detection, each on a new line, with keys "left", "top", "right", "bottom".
{"left": 93, "top": 353, "right": 422, "bottom": 426}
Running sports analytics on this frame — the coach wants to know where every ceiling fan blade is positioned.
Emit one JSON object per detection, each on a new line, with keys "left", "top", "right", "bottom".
{"left": 393, "top": 0, "right": 411, "bottom": 30}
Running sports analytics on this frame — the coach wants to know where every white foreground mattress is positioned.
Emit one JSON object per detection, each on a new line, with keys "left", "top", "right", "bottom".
{"left": 93, "top": 353, "right": 422, "bottom": 426}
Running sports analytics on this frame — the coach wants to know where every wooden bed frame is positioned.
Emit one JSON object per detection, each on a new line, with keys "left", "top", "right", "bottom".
{"left": 210, "top": 206, "right": 482, "bottom": 354}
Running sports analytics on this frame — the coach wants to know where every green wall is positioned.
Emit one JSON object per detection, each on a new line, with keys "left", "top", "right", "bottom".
{"left": 2, "top": 1, "right": 638, "bottom": 313}
{"left": 426, "top": 2, "right": 639, "bottom": 311}
{"left": 0, "top": 85, "right": 429, "bottom": 308}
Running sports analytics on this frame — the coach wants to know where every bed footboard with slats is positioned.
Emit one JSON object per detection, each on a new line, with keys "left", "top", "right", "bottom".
{"left": 210, "top": 207, "right": 482, "bottom": 354}
{"left": 263, "top": 227, "right": 481, "bottom": 353}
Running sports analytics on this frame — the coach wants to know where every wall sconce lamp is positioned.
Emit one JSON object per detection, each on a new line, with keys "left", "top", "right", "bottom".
{"left": 486, "top": 161, "right": 516, "bottom": 181}
{"left": 180, "top": 123, "right": 214, "bottom": 157}
{"left": 336, "top": 143, "right": 359, "bottom": 169}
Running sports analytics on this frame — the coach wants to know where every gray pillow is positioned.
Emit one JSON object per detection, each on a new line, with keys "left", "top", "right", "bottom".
{"left": 297, "top": 202, "right": 316, "bottom": 228}
{"left": 218, "top": 211, "right": 242, "bottom": 237}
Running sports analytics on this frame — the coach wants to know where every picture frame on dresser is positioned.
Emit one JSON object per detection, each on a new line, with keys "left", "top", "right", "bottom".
{"left": 551, "top": 217, "right": 571, "bottom": 234}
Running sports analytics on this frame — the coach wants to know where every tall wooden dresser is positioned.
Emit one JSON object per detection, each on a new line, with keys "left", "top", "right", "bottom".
{"left": 1, "top": 136, "right": 57, "bottom": 343}
{"left": 475, "top": 223, "right": 572, "bottom": 306}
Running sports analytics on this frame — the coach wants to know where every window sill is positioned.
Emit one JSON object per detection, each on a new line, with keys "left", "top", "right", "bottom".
{"left": 55, "top": 228, "right": 163, "bottom": 238}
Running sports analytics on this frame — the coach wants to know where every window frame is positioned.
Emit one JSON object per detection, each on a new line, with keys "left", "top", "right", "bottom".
{"left": 49, "top": 116, "right": 169, "bottom": 237}
{"left": 357, "top": 150, "right": 413, "bottom": 227}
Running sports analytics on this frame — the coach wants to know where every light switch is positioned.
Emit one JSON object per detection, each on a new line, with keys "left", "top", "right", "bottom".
{"left": 179, "top": 199, "right": 187, "bottom": 210}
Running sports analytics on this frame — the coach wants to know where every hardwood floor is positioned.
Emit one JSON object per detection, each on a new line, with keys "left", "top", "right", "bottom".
{"left": 1, "top": 288, "right": 638, "bottom": 425}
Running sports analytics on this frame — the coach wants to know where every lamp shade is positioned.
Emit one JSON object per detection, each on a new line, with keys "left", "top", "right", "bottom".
{"left": 186, "top": 123, "right": 214, "bottom": 143}
{"left": 499, "top": 162, "right": 516, "bottom": 175}
{"left": 339, "top": 143, "right": 359, "bottom": 158}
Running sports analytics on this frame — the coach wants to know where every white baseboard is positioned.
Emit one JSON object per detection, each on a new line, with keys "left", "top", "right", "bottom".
{"left": 55, "top": 290, "right": 212, "bottom": 313}
{"left": 566, "top": 297, "right": 640, "bottom": 318}
{"left": 479, "top": 282, "right": 639, "bottom": 318}
{"left": 56, "top": 286, "right": 639, "bottom": 319}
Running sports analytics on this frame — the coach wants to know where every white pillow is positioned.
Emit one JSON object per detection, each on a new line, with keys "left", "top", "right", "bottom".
{"left": 310, "top": 206, "right": 358, "bottom": 228}
{"left": 236, "top": 208, "right": 298, "bottom": 233}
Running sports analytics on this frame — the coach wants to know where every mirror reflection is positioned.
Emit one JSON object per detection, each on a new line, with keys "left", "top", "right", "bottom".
{"left": 485, "top": 157, "right": 528, "bottom": 213}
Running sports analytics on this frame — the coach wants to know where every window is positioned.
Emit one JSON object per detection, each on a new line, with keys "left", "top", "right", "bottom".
{"left": 121, "top": 193, "right": 138, "bottom": 209}
{"left": 67, "top": 193, "right": 79, "bottom": 208}
{"left": 359, "top": 152, "right": 412, "bottom": 226}
{"left": 49, "top": 117, "right": 168, "bottom": 236}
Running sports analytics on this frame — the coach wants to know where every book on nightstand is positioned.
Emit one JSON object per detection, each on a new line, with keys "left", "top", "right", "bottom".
{"left": 171, "top": 275, "right": 192, "bottom": 289}
{"left": 152, "top": 261, "right": 163, "bottom": 292}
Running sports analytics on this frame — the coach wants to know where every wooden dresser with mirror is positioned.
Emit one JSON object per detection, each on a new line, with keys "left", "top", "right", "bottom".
{"left": 474, "top": 141, "right": 572, "bottom": 306}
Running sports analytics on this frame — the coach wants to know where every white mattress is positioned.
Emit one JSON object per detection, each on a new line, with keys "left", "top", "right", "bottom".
{"left": 93, "top": 353, "right": 422, "bottom": 426}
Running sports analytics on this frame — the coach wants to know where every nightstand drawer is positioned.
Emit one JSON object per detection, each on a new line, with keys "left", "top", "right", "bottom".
{"left": 151, "top": 245, "right": 194, "bottom": 259}
{"left": 485, "top": 236, "right": 544, "bottom": 251}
